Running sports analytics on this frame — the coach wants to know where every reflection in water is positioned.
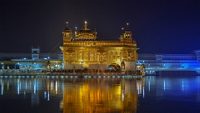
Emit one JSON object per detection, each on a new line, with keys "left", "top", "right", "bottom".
{"left": 0, "top": 79, "right": 3, "bottom": 95}
{"left": 1, "top": 76, "right": 200, "bottom": 113}
{"left": 0, "top": 78, "right": 64, "bottom": 106}
{"left": 143, "top": 76, "right": 200, "bottom": 98}
{"left": 137, "top": 76, "right": 200, "bottom": 113}
{"left": 0, "top": 77, "right": 144, "bottom": 113}
{"left": 61, "top": 79, "right": 141, "bottom": 113}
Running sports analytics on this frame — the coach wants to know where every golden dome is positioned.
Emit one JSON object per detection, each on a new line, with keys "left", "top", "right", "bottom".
{"left": 75, "top": 21, "right": 97, "bottom": 41}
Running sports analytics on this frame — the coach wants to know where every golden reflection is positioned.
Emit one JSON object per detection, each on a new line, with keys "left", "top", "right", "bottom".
{"left": 61, "top": 79, "right": 142, "bottom": 113}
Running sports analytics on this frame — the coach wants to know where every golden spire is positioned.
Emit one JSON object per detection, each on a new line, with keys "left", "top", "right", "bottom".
{"left": 64, "top": 21, "right": 70, "bottom": 31}
{"left": 74, "top": 26, "right": 78, "bottom": 36}
{"left": 84, "top": 21, "right": 88, "bottom": 30}
{"left": 65, "top": 21, "right": 69, "bottom": 28}
{"left": 126, "top": 22, "right": 130, "bottom": 30}
{"left": 126, "top": 22, "right": 130, "bottom": 26}
{"left": 66, "top": 21, "right": 69, "bottom": 26}
{"left": 75, "top": 26, "right": 78, "bottom": 30}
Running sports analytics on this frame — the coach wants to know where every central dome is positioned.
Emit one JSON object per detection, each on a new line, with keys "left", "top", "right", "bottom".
{"left": 75, "top": 21, "right": 97, "bottom": 41}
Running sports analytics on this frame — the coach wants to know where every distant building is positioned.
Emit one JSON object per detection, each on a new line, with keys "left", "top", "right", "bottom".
{"left": 0, "top": 48, "right": 63, "bottom": 71}
{"left": 32, "top": 48, "right": 40, "bottom": 60}
{"left": 194, "top": 50, "right": 200, "bottom": 61}
{"left": 60, "top": 21, "right": 138, "bottom": 71}
{"left": 138, "top": 53, "right": 200, "bottom": 74}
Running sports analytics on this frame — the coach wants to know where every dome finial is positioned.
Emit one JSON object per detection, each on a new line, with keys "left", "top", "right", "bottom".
{"left": 65, "top": 21, "right": 69, "bottom": 27}
{"left": 75, "top": 26, "right": 78, "bottom": 30}
{"left": 84, "top": 21, "right": 88, "bottom": 30}
{"left": 64, "top": 21, "right": 70, "bottom": 31}
{"left": 126, "top": 22, "right": 130, "bottom": 29}
{"left": 124, "top": 22, "right": 131, "bottom": 31}
{"left": 126, "top": 22, "right": 130, "bottom": 26}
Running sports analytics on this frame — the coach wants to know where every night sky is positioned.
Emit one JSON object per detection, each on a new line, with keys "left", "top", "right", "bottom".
{"left": 0, "top": 0, "right": 200, "bottom": 54}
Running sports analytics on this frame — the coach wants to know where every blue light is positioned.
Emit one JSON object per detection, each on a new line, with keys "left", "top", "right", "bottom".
{"left": 181, "top": 80, "right": 185, "bottom": 91}
{"left": 164, "top": 80, "right": 166, "bottom": 91}
{"left": 1, "top": 81, "right": 4, "bottom": 95}
{"left": 148, "top": 81, "right": 151, "bottom": 92}
{"left": 17, "top": 79, "right": 20, "bottom": 95}
{"left": 47, "top": 92, "right": 50, "bottom": 101}
{"left": 44, "top": 91, "right": 47, "bottom": 99}
{"left": 34, "top": 80, "right": 37, "bottom": 94}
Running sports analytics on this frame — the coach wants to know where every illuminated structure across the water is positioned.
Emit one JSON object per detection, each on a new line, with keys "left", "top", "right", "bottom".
{"left": 60, "top": 21, "right": 138, "bottom": 71}
{"left": 138, "top": 53, "right": 200, "bottom": 74}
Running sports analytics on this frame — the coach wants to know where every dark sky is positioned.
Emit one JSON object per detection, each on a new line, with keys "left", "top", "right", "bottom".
{"left": 0, "top": 0, "right": 200, "bottom": 54}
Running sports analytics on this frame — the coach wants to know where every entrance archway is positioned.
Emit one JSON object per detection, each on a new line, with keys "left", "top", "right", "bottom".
{"left": 107, "top": 63, "right": 121, "bottom": 72}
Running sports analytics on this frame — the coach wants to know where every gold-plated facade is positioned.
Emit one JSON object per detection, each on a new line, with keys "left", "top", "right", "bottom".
{"left": 60, "top": 21, "right": 138, "bottom": 71}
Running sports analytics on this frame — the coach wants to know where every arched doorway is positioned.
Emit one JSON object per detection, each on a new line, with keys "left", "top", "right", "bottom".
{"left": 107, "top": 63, "right": 121, "bottom": 72}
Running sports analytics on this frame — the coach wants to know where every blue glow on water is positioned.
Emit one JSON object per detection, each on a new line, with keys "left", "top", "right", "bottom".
{"left": 0, "top": 75, "right": 200, "bottom": 113}
{"left": 17, "top": 79, "right": 20, "bottom": 95}
{"left": 163, "top": 80, "right": 166, "bottom": 91}
{"left": 44, "top": 91, "right": 47, "bottom": 99}
{"left": 148, "top": 81, "right": 151, "bottom": 92}
{"left": 136, "top": 76, "right": 200, "bottom": 113}
{"left": 144, "top": 76, "right": 200, "bottom": 98}
{"left": 181, "top": 79, "right": 185, "bottom": 91}
{"left": 47, "top": 92, "right": 50, "bottom": 101}
{"left": 33, "top": 80, "right": 37, "bottom": 94}
{"left": 0, "top": 80, "right": 3, "bottom": 95}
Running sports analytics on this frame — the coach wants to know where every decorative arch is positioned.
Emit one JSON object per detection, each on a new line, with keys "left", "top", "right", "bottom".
{"left": 107, "top": 63, "right": 121, "bottom": 71}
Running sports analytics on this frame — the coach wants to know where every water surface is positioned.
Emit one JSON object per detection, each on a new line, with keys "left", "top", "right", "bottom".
{"left": 0, "top": 75, "right": 200, "bottom": 113}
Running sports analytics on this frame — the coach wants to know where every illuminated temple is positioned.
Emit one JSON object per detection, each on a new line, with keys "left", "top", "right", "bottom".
{"left": 60, "top": 21, "right": 138, "bottom": 72}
